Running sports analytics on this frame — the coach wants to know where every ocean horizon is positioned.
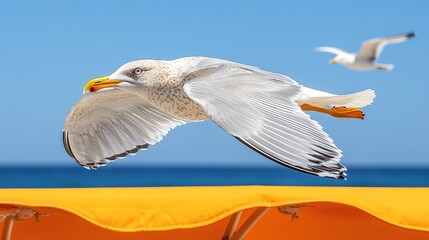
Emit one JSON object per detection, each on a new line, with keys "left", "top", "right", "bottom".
{"left": 0, "top": 165, "right": 428, "bottom": 188}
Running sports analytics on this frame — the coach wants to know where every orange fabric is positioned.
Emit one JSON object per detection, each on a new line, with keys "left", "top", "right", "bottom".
{"left": 1, "top": 186, "right": 429, "bottom": 239}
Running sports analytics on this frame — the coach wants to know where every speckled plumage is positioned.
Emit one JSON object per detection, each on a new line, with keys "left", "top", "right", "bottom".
{"left": 145, "top": 76, "right": 210, "bottom": 121}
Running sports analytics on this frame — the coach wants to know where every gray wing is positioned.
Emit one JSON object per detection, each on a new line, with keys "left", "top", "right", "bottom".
{"left": 63, "top": 89, "right": 186, "bottom": 169}
{"left": 183, "top": 63, "right": 345, "bottom": 179}
{"left": 314, "top": 47, "right": 349, "bottom": 56}
{"left": 357, "top": 32, "right": 415, "bottom": 61}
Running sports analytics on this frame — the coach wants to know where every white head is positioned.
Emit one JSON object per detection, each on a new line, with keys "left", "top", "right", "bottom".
{"left": 83, "top": 60, "right": 167, "bottom": 94}
{"left": 329, "top": 54, "right": 354, "bottom": 65}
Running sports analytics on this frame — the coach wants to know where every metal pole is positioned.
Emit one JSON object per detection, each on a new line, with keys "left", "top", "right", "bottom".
{"left": 230, "top": 207, "right": 269, "bottom": 240}
{"left": 222, "top": 211, "right": 242, "bottom": 240}
{"left": 1, "top": 216, "right": 14, "bottom": 240}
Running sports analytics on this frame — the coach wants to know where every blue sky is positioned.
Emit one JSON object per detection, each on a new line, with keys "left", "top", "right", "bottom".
{"left": 0, "top": 0, "right": 428, "bottom": 168}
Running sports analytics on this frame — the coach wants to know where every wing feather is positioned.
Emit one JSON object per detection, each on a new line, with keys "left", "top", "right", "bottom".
{"left": 314, "top": 47, "right": 349, "bottom": 56}
{"left": 357, "top": 32, "right": 415, "bottom": 61}
{"left": 184, "top": 63, "right": 345, "bottom": 179}
{"left": 63, "top": 89, "right": 186, "bottom": 168}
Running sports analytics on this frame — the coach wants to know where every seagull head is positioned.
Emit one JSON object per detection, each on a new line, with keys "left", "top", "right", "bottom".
{"left": 329, "top": 58, "right": 338, "bottom": 64}
{"left": 83, "top": 60, "right": 164, "bottom": 94}
{"left": 329, "top": 55, "right": 353, "bottom": 65}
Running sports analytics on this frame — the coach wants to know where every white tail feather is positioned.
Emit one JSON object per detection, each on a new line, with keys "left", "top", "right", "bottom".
{"left": 297, "top": 89, "right": 376, "bottom": 108}
{"left": 375, "top": 64, "right": 394, "bottom": 71}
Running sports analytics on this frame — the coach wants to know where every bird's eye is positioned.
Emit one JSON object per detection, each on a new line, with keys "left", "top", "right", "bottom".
{"left": 133, "top": 68, "right": 143, "bottom": 75}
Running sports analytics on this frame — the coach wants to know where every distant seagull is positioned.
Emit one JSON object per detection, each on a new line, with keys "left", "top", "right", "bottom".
{"left": 315, "top": 32, "right": 416, "bottom": 71}
{"left": 63, "top": 57, "right": 375, "bottom": 179}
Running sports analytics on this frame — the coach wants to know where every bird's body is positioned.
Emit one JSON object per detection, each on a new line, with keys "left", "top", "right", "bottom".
{"left": 315, "top": 32, "right": 415, "bottom": 71}
{"left": 64, "top": 57, "right": 375, "bottom": 179}
{"left": 130, "top": 59, "right": 211, "bottom": 121}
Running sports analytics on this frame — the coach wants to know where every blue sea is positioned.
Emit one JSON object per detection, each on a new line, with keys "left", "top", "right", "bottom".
{"left": 0, "top": 166, "right": 428, "bottom": 188}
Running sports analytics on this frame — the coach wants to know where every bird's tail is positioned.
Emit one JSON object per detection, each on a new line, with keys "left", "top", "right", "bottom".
{"left": 375, "top": 64, "right": 394, "bottom": 71}
{"left": 299, "top": 89, "right": 376, "bottom": 108}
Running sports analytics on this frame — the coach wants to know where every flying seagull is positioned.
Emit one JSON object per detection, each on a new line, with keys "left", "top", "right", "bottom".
{"left": 315, "top": 32, "right": 415, "bottom": 71}
{"left": 63, "top": 57, "right": 375, "bottom": 179}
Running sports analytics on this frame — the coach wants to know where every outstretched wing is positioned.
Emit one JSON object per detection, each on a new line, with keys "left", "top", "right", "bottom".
{"left": 357, "top": 32, "right": 415, "bottom": 61}
{"left": 314, "top": 47, "right": 349, "bottom": 56}
{"left": 63, "top": 89, "right": 186, "bottom": 169}
{"left": 183, "top": 63, "right": 345, "bottom": 179}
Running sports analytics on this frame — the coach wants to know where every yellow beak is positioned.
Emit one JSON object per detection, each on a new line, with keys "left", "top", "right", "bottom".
{"left": 329, "top": 59, "right": 337, "bottom": 64}
{"left": 83, "top": 76, "right": 123, "bottom": 93}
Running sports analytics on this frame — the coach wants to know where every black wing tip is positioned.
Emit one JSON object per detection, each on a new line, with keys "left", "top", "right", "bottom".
{"left": 406, "top": 32, "right": 416, "bottom": 39}
{"left": 80, "top": 143, "right": 150, "bottom": 170}
{"left": 62, "top": 131, "right": 78, "bottom": 161}
{"left": 234, "top": 136, "right": 346, "bottom": 180}
{"left": 335, "top": 170, "right": 347, "bottom": 180}
{"left": 104, "top": 144, "right": 150, "bottom": 161}
{"left": 63, "top": 130, "right": 96, "bottom": 169}
{"left": 62, "top": 131, "right": 149, "bottom": 169}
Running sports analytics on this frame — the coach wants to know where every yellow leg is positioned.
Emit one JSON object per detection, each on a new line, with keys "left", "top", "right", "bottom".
{"left": 300, "top": 104, "right": 365, "bottom": 120}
